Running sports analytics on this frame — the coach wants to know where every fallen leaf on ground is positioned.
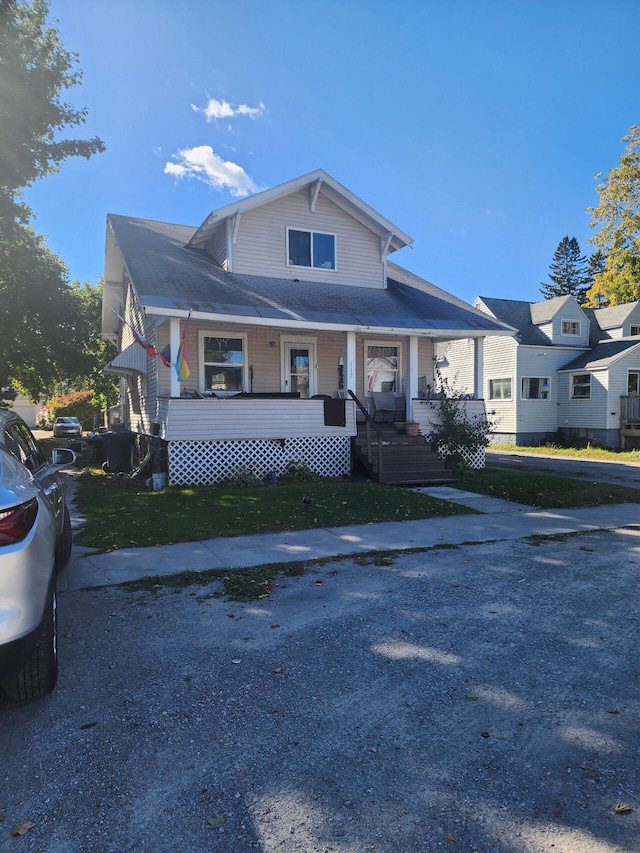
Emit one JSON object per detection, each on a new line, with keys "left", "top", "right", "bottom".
{"left": 11, "top": 822, "right": 35, "bottom": 837}
{"left": 614, "top": 803, "right": 633, "bottom": 814}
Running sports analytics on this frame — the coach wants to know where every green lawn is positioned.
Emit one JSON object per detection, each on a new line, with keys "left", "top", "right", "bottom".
{"left": 490, "top": 443, "right": 640, "bottom": 463}
{"left": 456, "top": 468, "right": 640, "bottom": 508}
{"left": 74, "top": 470, "right": 471, "bottom": 551}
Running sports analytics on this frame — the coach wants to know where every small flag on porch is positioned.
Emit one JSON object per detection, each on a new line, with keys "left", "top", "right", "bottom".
{"left": 112, "top": 310, "right": 171, "bottom": 367}
{"left": 175, "top": 313, "right": 191, "bottom": 382}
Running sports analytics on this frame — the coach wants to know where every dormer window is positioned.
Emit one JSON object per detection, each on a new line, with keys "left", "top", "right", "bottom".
{"left": 287, "top": 228, "right": 335, "bottom": 270}
{"left": 561, "top": 320, "right": 580, "bottom": 336}
{"left": 630, "top": 325, "right": 640, "bottom": 336}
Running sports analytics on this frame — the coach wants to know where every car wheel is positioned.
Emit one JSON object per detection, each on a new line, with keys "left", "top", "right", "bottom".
{"left": 55, "top": 505, "right": 73, "bottom": 571}
{"left": 2, "top": 587, "right": 58, "bottom": 701}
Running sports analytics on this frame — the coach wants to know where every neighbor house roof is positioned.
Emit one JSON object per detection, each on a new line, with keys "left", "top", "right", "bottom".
{"left": 477, "top": 297, "right": 552, "bottom": 345}
{"left": 104, "top": 214, "right": 514, "bottom": 339}
{"left": 557, "top": 339, "right": 640, "bottom": 372}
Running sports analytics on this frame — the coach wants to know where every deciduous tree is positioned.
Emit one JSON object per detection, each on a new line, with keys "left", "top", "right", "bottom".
{"left": 586, "top": 125, "right": 640, "bottom": 306}
{"left": 0, "top": 0, "right": 105, "bottom": 403}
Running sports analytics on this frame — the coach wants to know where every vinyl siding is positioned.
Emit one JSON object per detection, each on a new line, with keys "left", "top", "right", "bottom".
{"left": 163, "top": 397, "right": 356, "bottom": 441}
{"left": 484, "top": 336, "right": 517, "bottom": 433}
{"left": 231, "top": 188, "right": 385, "bottom": 288}
{"left": 557, "top": 370, "right": 607, "bottom": 428}
{"left": 539, "top": 303, "right": 590, "bottom": 347}
{"left": 516, "top": 346, "right": 581, "bottom": 434}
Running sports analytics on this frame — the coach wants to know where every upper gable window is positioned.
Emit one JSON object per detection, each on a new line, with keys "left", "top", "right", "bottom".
{"left": 561, "top": 320, "right": 580, "bottom": 336}
{"left": 287, "top": 228, "right": 335, "bottom": 270}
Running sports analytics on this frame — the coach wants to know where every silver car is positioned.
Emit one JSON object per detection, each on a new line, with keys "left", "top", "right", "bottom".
{"left": 52, "top": 416, "right": 82, "bottom": 439}
{"left": 0, "top": 411, "right": 75, "bottom": 701}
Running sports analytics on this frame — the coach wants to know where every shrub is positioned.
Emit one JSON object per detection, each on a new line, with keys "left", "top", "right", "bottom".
{"left": 286, "top": 462, "right": 321, "bottom": 483}
{"left": 46, "top": 390, "right": 99, "bottom": 429}
{"left": 426, "top": 377, "right": 497, "bottom": 473}
{"left": 227, "top": 466, "right": 263, "bottom": 488}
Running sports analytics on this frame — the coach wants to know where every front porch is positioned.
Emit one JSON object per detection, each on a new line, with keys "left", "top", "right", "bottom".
{"left": 151, "top": 396, "right": 357, "bottom": 486}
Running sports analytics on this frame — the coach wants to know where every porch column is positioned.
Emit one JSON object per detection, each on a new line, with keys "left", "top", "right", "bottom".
{"left": 169, "top": 317, "right": 181, "bottom": 398}
{"left": 474, "top": 337, "right": 484, "bottom": 399}
{"left": 407, "top": 335, "right": 419, "bottom": 420}
{"left": 345, "top": 331, "right": 356, "bottom": 394}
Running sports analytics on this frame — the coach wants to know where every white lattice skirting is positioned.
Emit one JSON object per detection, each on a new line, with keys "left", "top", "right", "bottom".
{"left": 436, "top": 444, "right": 486, "bottom": 470}
{"left": 168, "top": 437, "right": 352, "bottom": 486}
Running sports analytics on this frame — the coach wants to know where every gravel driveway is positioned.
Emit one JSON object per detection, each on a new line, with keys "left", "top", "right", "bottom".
{"left": 2, "top": 528, "right": 639, "bottom": 852}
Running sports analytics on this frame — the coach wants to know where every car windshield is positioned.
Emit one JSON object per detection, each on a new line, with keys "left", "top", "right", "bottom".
{"left": 58, "top": 418, "right": 78, "bottom": 423}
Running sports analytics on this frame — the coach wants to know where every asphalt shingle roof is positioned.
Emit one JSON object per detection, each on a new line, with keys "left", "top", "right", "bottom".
{"left": 558, "top": 339, "right": 640, "bottom": 371}
{"left": 107, "top": 214, "right": 512, "bottom": 335}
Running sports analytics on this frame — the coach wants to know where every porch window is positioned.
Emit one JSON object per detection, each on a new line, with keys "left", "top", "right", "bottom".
{"left": 201, "top": 334, "right": 245, "bottom": 392}
{"left": 628, "top": 371, "right": 639, "bottom": 394}
{"left": 571, "top": 373, "right": 591, "bottom": 399}
{"left": 489, "top": 378, "right": 512, "bottom": 400}
{"left": 287, "top": 228, "right": 335, "bottom": 270}
{"left": 366, "top": 343, "right": 400, "bottom": 394}
{"left": 561, "top": 320, "right": 580, "bottom": 336}
{"left": 521, "top": 377, "right": 550, "bottom": 399}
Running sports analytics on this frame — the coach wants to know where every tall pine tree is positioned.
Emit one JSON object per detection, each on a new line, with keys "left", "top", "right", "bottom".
{"left": 540, "top": 236, "right": 591, "bottom": 303}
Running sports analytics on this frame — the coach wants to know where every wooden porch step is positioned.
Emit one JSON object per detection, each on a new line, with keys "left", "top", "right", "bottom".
{"left": 352, "top": 425, "right": 454, "bottom": 486}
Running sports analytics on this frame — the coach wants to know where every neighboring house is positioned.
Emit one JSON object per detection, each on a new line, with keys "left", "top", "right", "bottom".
{"left": 8, "top": 397, "right": 44, "bottom": 429}
{"left": 101, "top": 169, "right": 513, "bottom": 485}
{"left": 437, "top": 294, "right": 640, "bottom": 448}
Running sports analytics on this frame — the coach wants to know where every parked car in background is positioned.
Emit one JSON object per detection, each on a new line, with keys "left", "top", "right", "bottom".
{"left": 52, "top": 416, "right": 82, "bottom": 438}
{"left": 0, "top": 411, "right": 75, "bottom": 701}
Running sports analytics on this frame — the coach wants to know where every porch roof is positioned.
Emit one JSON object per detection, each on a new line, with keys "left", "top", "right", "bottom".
{"left": 105, "top": 214, "right": 513, "bottom": 339}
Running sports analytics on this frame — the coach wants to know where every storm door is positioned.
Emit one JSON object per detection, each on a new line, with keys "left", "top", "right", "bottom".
{"left": 283, "top": 340, "right": 316, "bottom": 398}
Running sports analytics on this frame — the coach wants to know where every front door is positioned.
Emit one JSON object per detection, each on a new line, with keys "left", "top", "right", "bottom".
{"left": 283, "top": 340, "right": 316, "bottom": 398}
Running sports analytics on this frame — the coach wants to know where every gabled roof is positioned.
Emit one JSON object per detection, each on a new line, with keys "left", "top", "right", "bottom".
{"left": 557, "top": 339, "right": 640, "bottom": 372}
{"left": 188, "top": 169, "right": 414, "bottom": 254}
{"left": 477, "top": 297, "right": 552, "bottom": 345}
{"left": 104, "top": 214, "right": 514, "bottom": 339}
{"left": 478, "top": 295, "right": 587, "bottom": 346}
{"left": 590, "top": 301, "right": 640, "bottom": 330}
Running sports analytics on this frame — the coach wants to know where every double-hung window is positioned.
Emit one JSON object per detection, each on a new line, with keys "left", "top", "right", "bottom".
{"left": 489, "top": 378, "right": 512, "bottom": 400}
{"left": 561, "top": 320, "right": 580, "bottom": 336}
{"left": 521, "top": 377, "right": 550, "bottom": 400}
{"left": 571, "top": 373, "right": 591, "bottom": 399}
{"left": 366, "top": 343, "right": 400, "bottom": 394}
{"left": 628, "top": 371, "right": 639, "bottom": 395}
{"left": 630, "top": 325, "right": 640, "bottom": 337}
{"left": 287, "top": 228, "right": 336, "bottom": 270}
{"left": 201, "top": 333, "right": 246, "bottom": 392}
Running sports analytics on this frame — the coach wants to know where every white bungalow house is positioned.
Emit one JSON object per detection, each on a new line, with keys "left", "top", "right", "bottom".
{"left": 101, "top": 169, "right": 513, "bottom": 485}
{"left": 436, "top": 294, "right": 640, "bottom": 449}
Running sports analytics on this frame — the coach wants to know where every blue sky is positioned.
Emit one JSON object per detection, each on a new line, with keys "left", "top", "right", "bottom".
{"left": 25, "top": 0, "right": 640, "bottom": 305}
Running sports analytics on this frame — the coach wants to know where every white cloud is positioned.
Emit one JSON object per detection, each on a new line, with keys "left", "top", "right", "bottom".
{"left": 193, "top": 98, "right": 266, "bottom": 122}
{"left": 164, "top": 146, "right": 258, "bottom": 197}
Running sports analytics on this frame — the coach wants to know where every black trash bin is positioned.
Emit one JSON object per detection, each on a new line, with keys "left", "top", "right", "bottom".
{"left": 85, "top": 433, "right": 106, "bottom": 465}
{"left": 101, "top": 431, "right": 136, "bottom": 473}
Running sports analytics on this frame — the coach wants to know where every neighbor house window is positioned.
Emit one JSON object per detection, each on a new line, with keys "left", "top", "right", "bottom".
{"left": 201, "top": 333, "right": 245, "bottom": 392}
{"left": 571, "top": 373, "right": 591, "bottom": 399}
{"left": 561, "top": 320, "right": 580, "bottom": 336}
{"left": 628, "top": 371, "right": 640, "bottom": 394}
{"left": 521, "top": 377, "right": 550, "bottom": 399}
{"left": 489, "top": 378, "right": 512, "bottom": 400}
{"left": 366, "top": 342, "right": 400, "bottom": 394}
{"left": 630, "top": 325, "right": 640, "bottom": 336}
{"left": 287, "top": 229, "right": 335, "bottom": 270}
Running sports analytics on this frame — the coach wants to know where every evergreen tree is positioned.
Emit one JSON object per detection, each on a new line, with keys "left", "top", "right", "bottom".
{"left": 540, "top": 235, "right": 591, "bottom": 303}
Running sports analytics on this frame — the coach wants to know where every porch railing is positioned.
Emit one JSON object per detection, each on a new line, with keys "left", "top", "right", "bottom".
{"left": 348, "top": 390, "right": 387, "bottom": 481}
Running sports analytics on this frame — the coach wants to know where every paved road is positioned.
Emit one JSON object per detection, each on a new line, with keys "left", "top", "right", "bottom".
{"left": 486, "top": 449, "right": 640, "bottom": 490}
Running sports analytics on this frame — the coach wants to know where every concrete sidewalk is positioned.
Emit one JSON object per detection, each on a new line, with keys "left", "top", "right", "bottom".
{"left": 59, "top": 484, "right": 640, "bottom": 591}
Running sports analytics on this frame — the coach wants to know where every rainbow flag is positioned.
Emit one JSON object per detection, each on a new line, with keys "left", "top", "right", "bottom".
{"left": 175, "top": 314, "right": 191, "bottom": 382}
{"left": 112, "top": 311, "right": 171, "bottom": 367}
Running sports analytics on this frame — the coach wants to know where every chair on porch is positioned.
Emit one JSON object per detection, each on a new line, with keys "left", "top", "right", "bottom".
{"left": 372, "top": 391, "right": 406, "bottom": 423}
